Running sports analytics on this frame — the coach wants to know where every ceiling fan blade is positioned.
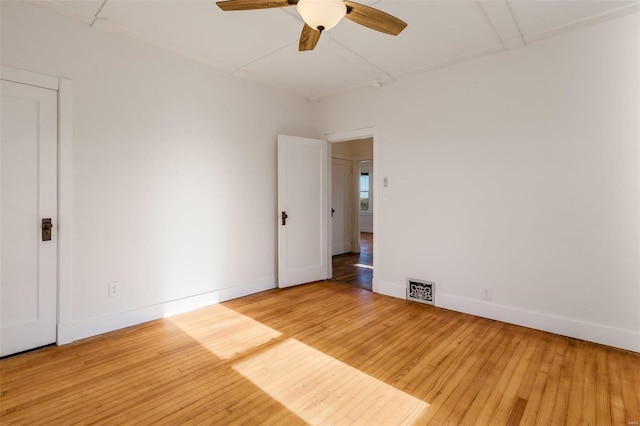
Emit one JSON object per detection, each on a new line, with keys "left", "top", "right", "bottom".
{"left": 299, "top": 24, "right": 321, "bottom": 51}
{"left": 343, "top": 1, "right": 407, "bottom": 36}
{"left": 216, "top": 0, "right": 296, "bottom": 11}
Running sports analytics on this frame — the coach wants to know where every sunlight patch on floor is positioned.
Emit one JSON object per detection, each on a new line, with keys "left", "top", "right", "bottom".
{"left": 233, "top": 338, "right": 428, "bottom": 425}
{"left": 169, "top": 305, "right": 281, "bottom": 359}
{"left": 354, "top": 263, "right": 373, "bottom": 270}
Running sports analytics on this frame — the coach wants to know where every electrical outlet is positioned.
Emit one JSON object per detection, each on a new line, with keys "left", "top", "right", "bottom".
{"left": 482, "top": 288, "right": 492, "bottom": 301}
{"left": 108, "top": 281, "right": 120, "bottom": 297}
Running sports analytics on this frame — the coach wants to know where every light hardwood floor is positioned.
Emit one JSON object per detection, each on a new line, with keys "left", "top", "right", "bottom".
{"left": 1, "top": 282, "right": 639, "bottom": 425}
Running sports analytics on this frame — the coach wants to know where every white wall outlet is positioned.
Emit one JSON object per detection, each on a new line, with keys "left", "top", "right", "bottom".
{"left": 482, "top": 288, "right": 492, "bottom": 301}
{"left": 108, "top": 281, "right": 120, "bottom": 297}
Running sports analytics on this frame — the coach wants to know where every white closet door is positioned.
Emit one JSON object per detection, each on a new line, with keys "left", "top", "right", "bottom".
{"left": 1, "top": 80, "right": 58, "bottom": 356}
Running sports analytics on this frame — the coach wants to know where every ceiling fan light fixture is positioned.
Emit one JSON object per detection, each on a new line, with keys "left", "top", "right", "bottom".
{"left": 297, "top": 0, "right": 347, "bottom": 32}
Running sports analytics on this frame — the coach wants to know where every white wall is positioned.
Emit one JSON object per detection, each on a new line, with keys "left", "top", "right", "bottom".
{"left": 320, "top": 14, "right": 640, "bottom": 351}
{"left": 2, "top": 2, "right": 638, "bottom": 352}
{"left": 359, "top": 216, "right": 373, "bottom": 234}
{"left": 1, "top": 1, "right": 321, "bottom": 339}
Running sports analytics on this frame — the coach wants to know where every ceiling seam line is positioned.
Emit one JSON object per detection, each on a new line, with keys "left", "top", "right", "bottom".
{"left": 522, "top": 2, "right": 640, "bottom": 44}
{"left": 476, "top": 0, "right": 509, "bottom": 49}
{"left": 330, "top": 39, "right": 395, "bottom": 82}
{"left": 390, "top": 45, "right": 505, "bottom": 81}
{"left": 91, "top": 0, "right": 109, "bottom": 25}
{"left": 504, "top": 1, "right": 524, "bottom": 41}
{"left": 232, "top": 40, "right": 299, "bottom": 74}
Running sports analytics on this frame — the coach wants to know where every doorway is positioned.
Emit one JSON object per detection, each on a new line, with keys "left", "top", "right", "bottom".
{"left": 330, "top": 138, "right": 373, "bottom": 291}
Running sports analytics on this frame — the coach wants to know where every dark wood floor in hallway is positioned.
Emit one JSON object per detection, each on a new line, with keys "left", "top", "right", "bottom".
{"left": 332, "top": 232, "right": 373, "bottom": 290}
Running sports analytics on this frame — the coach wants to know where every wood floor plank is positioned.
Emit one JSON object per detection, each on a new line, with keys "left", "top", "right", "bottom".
{"left": 457, "top": 327, "right": 525, "bottom": 425}
{"left": 475, "top": 332, "right": 537, "bottom": 424}
{"left": 487, "top": 333, "right": 541, "bottom": 425}
{"left": 581, "top": 344, "right": 598, "bottom": 425}
{"left": 440, "top": 323, "right": 512, "bottom": 424}
{"left": 618, "top": 348, "right": 640, "bottom": 424}
{"left": 594, "top": 349, "right": 613, "bottom": 425}
{"left": 559, "top": 341, "right": 580, "bottom": 422}
{"left": 566, "top": 340, "right": 587, "bottom": 424}
{"left": 417, "top": 320, "right": 504, "bottom": 424}
{"left": 515, "top": 336, "right": 557, "bottom": 424}
{"left": 1, "top": 282, "right": 639, "bottom": 425}
{"left": 534, "top": 351, "right": 567, "bottom": 424}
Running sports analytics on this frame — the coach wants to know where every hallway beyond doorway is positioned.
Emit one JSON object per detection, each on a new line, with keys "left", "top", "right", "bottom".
{"left": 331, "top": 233, "right": 373, "bottom": 291}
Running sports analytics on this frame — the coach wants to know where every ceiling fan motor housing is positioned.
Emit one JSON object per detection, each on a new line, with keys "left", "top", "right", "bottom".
{"left": 297, "top": 0, "right": 347, "bottom": 32}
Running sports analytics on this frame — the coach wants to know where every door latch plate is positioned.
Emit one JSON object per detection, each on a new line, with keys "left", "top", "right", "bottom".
{"left": 42, "top": 218, "right": 53, "bottom": 241}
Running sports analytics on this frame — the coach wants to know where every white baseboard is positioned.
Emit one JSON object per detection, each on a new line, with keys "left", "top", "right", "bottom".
{"left": 371, "top": 277, "right": 380, "bottom": 293}
{"left": 377, "top": 280, "right": 407, "bottom": 299}
{"left": 332, "top": 242, "right": 352, "bottom": 255}
{"left": 377, "top": 281, "right": 639, "bottom": 353}
{"left": 57, "top": 322, "right": 74, "bottom": 345}
{"left": 71, "top": 277, "right": 275, "bottom": 342}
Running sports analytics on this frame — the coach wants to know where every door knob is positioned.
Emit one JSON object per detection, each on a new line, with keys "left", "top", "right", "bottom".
{"left": 42, "top": 218, "right": 53, "bottom": 241}
{"left": 281, "top": 211, "right": 289, "bottom": 226}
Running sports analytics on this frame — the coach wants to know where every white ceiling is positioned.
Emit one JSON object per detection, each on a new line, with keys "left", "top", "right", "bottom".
{"left": 29, "top": 0, "right": 640, "bottom": 100}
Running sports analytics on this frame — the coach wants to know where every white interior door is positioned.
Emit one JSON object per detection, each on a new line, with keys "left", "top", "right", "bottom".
{"left": 1, "top": 80, "right": 58, "bottom": 356}
{"left": 331, "top": 158, "right": 352, "bottom": 256}
{"left": 277, "top": 135, "right": 328, "bottom": 288}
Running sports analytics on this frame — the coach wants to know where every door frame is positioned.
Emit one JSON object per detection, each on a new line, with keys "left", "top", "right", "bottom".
{"left": 1, "top": 66, "right": 74, "bottom": 345}
{"left": 331, "top": 154, "right": 357, "bottom": 255}
{"left": 325, "top": 127, "right": 377, "bottom": 292}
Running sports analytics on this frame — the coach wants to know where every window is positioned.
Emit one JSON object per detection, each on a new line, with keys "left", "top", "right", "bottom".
{"left": 359, "top": 161, "right": 372, "bottom": 213}
{"left": 360, "top": 172, "right": 370, "bottom": 211}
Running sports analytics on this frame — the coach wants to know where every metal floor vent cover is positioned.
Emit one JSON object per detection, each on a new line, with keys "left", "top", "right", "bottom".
{"left": 407, "top": 279, "right": 435, "bottom": 305}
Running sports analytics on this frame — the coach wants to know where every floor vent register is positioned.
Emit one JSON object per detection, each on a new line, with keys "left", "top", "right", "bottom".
{"left": 406, "top": 278, "right": 435, "bottom": 306}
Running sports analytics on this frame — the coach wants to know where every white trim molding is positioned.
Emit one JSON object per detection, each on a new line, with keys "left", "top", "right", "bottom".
{"left": 377, "top": 280, "right": 640, "bottom": 353}
{"left": 57, "top": 78, "right": 74, "bottom": 345}
{"left": 378, "top": 281, "right": 406, "bottom": 300}
{"left": 72, "top": 277, "right": 276, "bottom": 342}
{"left": 0, "top": 65, "right": 58, "bottom": 91}
{"left": 326, "top": 127, "right": 374, "bottom": 143}
{"left": 436, "top": 293, "right": 640, "bottom": 353}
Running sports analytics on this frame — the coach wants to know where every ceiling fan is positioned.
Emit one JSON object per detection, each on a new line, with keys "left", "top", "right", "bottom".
{"left": 216, "top": 0, "right": 407, "bottom": 51}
